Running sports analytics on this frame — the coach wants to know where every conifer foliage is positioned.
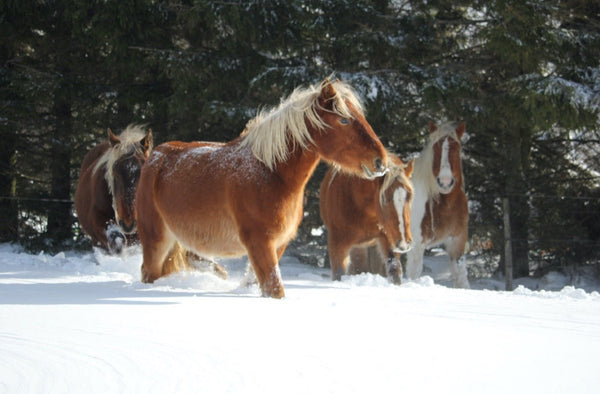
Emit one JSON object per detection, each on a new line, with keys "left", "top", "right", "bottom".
{"left": 1, "top": 1, "right": 598, "bottom": 276}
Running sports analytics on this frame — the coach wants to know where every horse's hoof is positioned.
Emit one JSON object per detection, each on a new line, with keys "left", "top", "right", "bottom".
{"left": 262, "top": 286, "right": 285, "bottom": 299}
{"left": 141, "top": 270, "right": 156, "bottom": 283}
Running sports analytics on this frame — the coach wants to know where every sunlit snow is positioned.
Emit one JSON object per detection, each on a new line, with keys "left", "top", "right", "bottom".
{"left": 1, "top": 243, "right": 599, "bottom": 394}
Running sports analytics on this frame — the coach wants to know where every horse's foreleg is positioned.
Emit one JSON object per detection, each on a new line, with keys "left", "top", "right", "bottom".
{"left": 328, "top": 236, "right": 351, "bottom": 281}
{"left": 449, "top": 257, "right": 470, "bottom": 289}
{"left": 447, "top": 235, "right": 469, "bottom": 288}
{"left": 377, "top": 238, "right": 402, "bottom": 285}
{"left": 138, "top": 213, "right": 175, "bottom": 283}
{"left": 405, "top": 244, "right": 425, "bottom": 280}
{"left": 245, "top": 240, "right": 285, "bottom": 298}
{"left": 385, "top": 251, "right": 402, "bottom": 285}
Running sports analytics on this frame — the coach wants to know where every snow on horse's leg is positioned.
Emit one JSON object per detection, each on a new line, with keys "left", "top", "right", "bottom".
{"left": 449, "top": 256, "right": 470, "bottom": 289}
{"left": 240, "top": 261, "right": 258, "bottom": 287}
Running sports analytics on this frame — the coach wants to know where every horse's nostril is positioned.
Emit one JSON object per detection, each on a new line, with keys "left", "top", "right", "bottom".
{"left": 119, "top": 219, "right": 136, "bottom": 234}
{"left": 374, "top": 158, "right": 383, "bottom": 171}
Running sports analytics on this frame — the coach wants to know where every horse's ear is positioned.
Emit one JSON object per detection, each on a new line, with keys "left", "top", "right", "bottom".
{"left": 108, "top": 128, "right": 120, "bottom": 146}
{"left": 142, "top": 129, "right": 153, "bottom": 154}
{"left": 319, "top": 79, "right": 337, "bottom": 110}
{"left": 428, "top": 122, "right": 437, "bottom": 133}
{"left": 404, "top": 159, "right": 415, "bottom": 178}
{"left": 455, "top": 121, "right": 466, "bottom": 139}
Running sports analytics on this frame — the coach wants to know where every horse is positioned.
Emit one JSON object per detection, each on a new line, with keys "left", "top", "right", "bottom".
{"left": 405, "top": 121, "right": 469, "bottom": 288}
{"left": 320, "top": 154, "right": 414, "bottom": 284}
{"left": 75, "top": 125, "right": 152, "bottom": 254}
{"left": 135, "top": 78, "right": 389, "bottom": 298}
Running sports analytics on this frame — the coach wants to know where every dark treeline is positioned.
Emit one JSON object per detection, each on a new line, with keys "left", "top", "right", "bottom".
{"left": 1, "top": 0, "right": 599, "bottom": 279}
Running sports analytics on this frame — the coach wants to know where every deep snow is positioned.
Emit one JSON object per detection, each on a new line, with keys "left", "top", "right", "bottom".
{"left": 1, "top": 243, "right": 599, "bottom": 394}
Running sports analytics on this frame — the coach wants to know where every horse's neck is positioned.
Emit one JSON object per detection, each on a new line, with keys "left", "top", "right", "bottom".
{"left": 273, "top": 145, "right": 320, "bottom": 191}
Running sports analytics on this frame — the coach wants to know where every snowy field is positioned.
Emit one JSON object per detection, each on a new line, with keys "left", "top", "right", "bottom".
{"left": 1, "top": 243, "right": 599, "bottom": 394}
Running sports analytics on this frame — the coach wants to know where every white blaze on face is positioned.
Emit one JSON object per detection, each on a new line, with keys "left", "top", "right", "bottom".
{"left": 438, "top": 137, "right": 454, "bottom": 191}
{"left": 393, "top": 187, "right": 408, "bottom": 249}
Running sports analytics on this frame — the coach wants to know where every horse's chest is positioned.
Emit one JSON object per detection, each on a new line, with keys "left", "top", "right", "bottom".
{"left": 273, "top": 196, "right": 304, "bottom": 244}
{"left": 423, "top": 198, "right": 469, "bottom": 249}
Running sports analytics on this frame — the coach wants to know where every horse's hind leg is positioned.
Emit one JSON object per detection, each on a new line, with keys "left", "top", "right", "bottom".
{"left": 405, "top": 243, "right": 425, "bottom": 280}
{"left": 349, "top": 246, "right": 369, "bottom": 275}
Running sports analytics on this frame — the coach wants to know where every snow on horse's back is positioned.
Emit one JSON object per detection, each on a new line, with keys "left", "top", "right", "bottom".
{"left": 135, "top": 78, "right": 389, "bottom": 298}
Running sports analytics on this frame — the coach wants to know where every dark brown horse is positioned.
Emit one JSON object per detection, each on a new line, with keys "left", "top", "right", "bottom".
{"left": 135, "top": 79, "right": 388, "bottom": 298}
{"left": 75, "top": 125, "right": 152, "bottom": 253}
{"left": 320, "top": 154, "right": 414, "bottom": 283}
{"left": 406, "top": 121, "right": 469, "bottom": 288}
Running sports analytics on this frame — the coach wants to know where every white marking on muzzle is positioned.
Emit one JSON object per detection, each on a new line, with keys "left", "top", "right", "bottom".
{"left": 438, "top": 138, "right": 453, "bottom": 191}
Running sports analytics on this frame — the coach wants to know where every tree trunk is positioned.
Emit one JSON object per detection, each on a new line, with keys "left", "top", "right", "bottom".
{"left": 501, "top": 125, "right": 530, "bottom": 278}
{"left": 0, "top": 128, "right": 19, "bottom": 242}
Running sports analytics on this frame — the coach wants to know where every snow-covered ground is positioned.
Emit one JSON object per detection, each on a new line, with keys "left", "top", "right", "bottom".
{"left": 1, "top": 243, "right": 599, "bottom": 394}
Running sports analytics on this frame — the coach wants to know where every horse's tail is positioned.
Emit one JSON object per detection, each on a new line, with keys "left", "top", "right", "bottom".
{"left": 161, "top": 241, "right": 193, "bottom": 277}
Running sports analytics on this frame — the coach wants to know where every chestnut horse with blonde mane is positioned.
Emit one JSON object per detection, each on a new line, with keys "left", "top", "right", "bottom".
{"left": 406, "top": 121, "right": 469, "bottom": 288}
{"left": 75, "top": 125, "right": 152, "bottom": 253}
{"left": 320, "top": 154, "right": 414, "bottom": 284}
{"left": 135, "top": 79, "right": 388, "bottom": 298}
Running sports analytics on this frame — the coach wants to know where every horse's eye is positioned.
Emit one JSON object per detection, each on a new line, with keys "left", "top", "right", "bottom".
{"left": 339, "top": 118, "right": 350, "bottom": 125}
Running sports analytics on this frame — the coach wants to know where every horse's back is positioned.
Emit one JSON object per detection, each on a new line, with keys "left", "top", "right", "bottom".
{"left": 138, "top": 140, "right": 246, "bottom": 256}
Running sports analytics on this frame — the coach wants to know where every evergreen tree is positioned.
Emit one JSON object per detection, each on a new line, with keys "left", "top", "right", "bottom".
{"left": 422, "top": 0, "right": 600, "bottom": 276}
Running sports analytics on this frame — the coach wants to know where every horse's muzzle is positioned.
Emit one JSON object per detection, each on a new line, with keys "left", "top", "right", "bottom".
{"left": 119, "top": 219, "right": 137, "bottom": 234}
{"left": 393, "top": 240, "right": 412, "bottom": 254}
{"left": 437, "top": 176, "right": 455, "bottom": 194}
{"left": 362, "top": 159, "right": 389, "bottom": 180}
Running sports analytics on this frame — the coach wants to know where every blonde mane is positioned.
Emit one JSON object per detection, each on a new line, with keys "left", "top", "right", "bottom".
{"left": 239, "top": 80, "right": 364, "bottom": 170}
{"left": 412, "top": 122, "right": 462, "bottom": 201}
{"left": 379, "top": 160, "right": 413, "bottom": 207}
{"left": 93, "top": 124, "right": 149, "bottom": 195}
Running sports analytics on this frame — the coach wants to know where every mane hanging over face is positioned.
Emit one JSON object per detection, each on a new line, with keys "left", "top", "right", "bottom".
{"left": 413, "top": 121, "right": 464, "bottom": 200}
{"left": 93, "top": 124, "right": 151, "bottom": 193}
{"left": 379, "top": 159, "right": 413, "bottom": 207}
{"left": 239, "top": 79, "right": 365, "bottom": 170}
